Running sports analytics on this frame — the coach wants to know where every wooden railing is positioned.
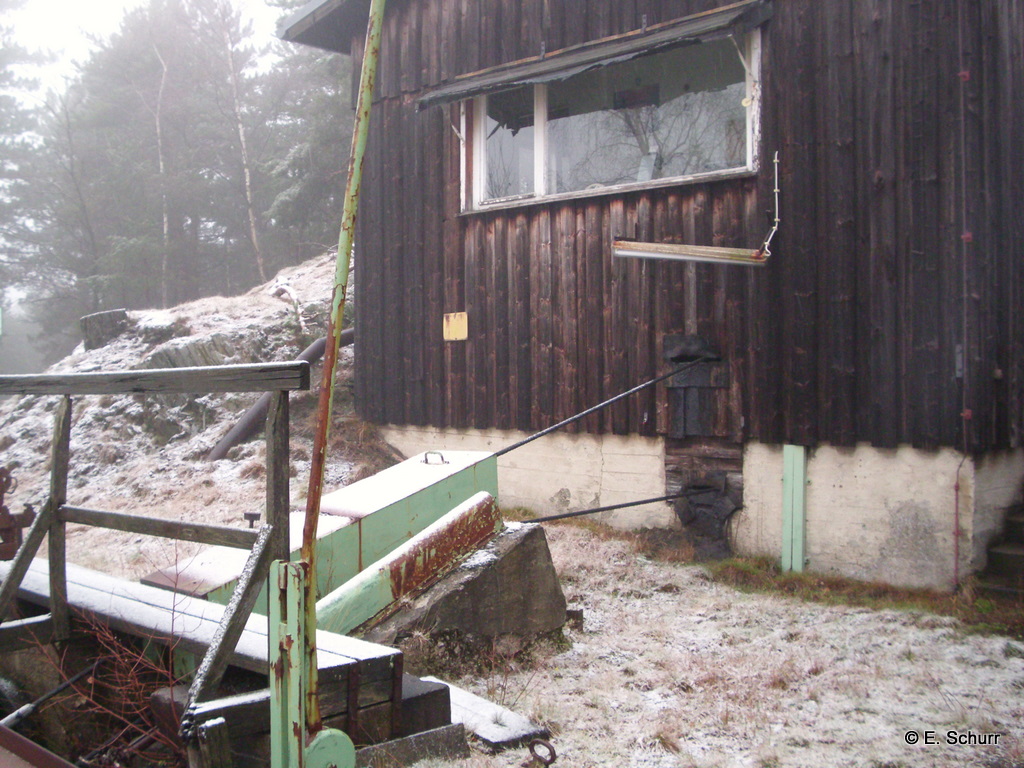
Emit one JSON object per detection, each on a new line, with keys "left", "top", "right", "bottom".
{"left": 0, "top": 361, "right": 309, "bottom": 705}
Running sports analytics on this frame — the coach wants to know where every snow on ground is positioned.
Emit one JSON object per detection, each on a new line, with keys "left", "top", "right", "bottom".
{"left": 430, "top": 526, "right": 1024, "bottom": 768}
{"left": 2, "top": 255, "right": 1023, "bottom": 767}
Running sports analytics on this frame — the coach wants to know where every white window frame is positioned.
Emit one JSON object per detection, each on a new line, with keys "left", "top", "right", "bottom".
{"left": 463, "top": 29, "right": 762, "bottom": 212}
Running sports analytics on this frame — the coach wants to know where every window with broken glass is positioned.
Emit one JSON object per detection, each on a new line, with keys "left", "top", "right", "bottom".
{"left": 465, "top": 32, "right": 760, "bottom": 209}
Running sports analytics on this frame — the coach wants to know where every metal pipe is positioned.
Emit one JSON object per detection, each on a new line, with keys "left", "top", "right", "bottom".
{"left": 529, "top": 493, "right": 688, "bottom": 524}
{"left": 206, "top": 332, "right": 352, "bottom": 462}
{"left": 493, "top": 356, "right": 713, "bottom": 458}
{"left": 0, "top": 661, "right": 98, "bottom": 728}
{"left": 301, "top": 0, "right": 387, "bottom": 737}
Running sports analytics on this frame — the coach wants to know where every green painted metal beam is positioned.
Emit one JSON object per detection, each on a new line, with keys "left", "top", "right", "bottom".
{"left": 317, "top": 492, "right": 503, "bottom": 636}
{"left": 781, "top": 445, "right": 807, "bottom": 572}
{"left": 143, "top": 451, "right": 499, "bottom": 613}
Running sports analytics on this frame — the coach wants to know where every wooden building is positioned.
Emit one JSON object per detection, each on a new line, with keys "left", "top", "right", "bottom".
{"left": 282, "top": 0, "right": 1024, "bottom": 590}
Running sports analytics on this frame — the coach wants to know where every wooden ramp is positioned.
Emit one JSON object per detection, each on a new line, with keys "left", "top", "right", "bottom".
{"left": 0, "top": 559, "right": 402, "bottom": 744}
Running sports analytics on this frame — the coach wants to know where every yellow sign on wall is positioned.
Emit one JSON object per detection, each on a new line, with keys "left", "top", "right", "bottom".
{"left": 443, "top": 312, "right": 468, "bottom": 341}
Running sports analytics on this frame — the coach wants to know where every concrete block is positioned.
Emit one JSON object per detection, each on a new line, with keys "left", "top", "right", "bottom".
{"left": 420, "top": 678, "right": 547, "bottom": 750}
{"left": 397, "top": 674, "right": 451, "bottom": 738}
{"left": 355, "top": 724, "right": 468, "bottom": 767}
{"left": 382, "top": 425, "right": 671, "bottom": 527}
{"left": 362, "top": 523, "right": 566, "bottom": 643}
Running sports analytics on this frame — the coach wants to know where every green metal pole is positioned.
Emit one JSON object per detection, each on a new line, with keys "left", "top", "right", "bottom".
{"left": 781, "top": 445, "right": 807, "bottom": 572}
{"left": 270, "top": 561, "right": 306, "bottom": 768}
{"left": 301, "top": 0, "right": 387, "bottom": 738}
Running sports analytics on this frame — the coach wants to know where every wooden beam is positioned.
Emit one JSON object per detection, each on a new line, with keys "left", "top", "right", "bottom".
{"left": 59, "top": 507, "right": 259, "bottom": 549}
{"left": 49, "top": 397, "right": 72, "bottom": 642}
{"left": 0, "top": 558, "right": 399, "bottom": 683}
{"left": 613, "top": 239, "right": 768, "bottom": 266}
{"left": 0, "top": 361, "right": 310, "bottom": 397}
{"left": 188, "top": 525, "right": 275, "bottom": 705}
{"left": 193, "top": 717, "right": 235, "bottom": 768}
{"left": 265, "top": 392, "right": 290, "bottom": 563}
{"left": 0, "top": 505, "right": 55, "bottom": 624}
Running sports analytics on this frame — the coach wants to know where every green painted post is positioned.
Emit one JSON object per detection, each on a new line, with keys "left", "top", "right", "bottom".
{"left": 270, "top": 559, "right": 356, "bottom": 768}
{"left": 781, "top": 445, "right": 807, "bottom": 572}
{"left": 269, "top": 561, "right": 305, "bottom": 768}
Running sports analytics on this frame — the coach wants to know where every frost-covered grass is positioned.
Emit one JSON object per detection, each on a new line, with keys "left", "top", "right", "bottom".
{"left": 430, "top": 523, "right": 1024, "bottom": 768}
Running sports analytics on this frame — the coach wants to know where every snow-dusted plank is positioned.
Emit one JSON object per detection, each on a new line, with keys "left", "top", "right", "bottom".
{"left": 421, "top": 676, "right": 547, "bottom": 749}
{"left": 0, "top": 559, "right": 397, "bottom": 679}
{"left": 60, "top": 506, "right": 259, "bottom": 550}
{"left": 0, "top": 361, "right": 310, "bottom": 396}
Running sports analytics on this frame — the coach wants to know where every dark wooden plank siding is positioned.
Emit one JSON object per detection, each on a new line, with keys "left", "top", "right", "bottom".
{"left": 380, "top": 99, "right": 405, "bottom": 426}
{"left": 421, "top": 108, "right": 446, "bottom": 427}
{"left": 509, "top": 211, "right": 533, "bottom": 428}
{"left": 580, "top": 204, "right": 605, "bottom": 433}
{"left": 992, "top": 0, "right": 1024, "bottom": 448}
{"left": 529, "top": 208, "right": 555, "bottom": 431}
{"left": 349, "top": 0, "right": 1024, "bottom": 453}
{"left": 401, "top": 101, "right": 426, "bottom": 425}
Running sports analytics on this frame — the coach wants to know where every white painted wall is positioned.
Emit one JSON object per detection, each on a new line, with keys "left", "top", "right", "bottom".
{"left": 382, "top": 427, "right": 1024, "bottom": 591}
{"left": 733, "top": 442, "right": 978, "bottom": 591}
{"left": 380, "top": 426, "right": 676, "bottom": 528}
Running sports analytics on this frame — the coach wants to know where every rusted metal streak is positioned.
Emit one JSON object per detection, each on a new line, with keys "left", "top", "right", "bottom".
{"left": 0, "top": 467, "right": 34, "bottom": 561}
{"left": 386, "top": 495, "right": 500, "bottom": 599}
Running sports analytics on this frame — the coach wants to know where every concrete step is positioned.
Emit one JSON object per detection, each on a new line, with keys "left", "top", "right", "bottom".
{"left": 975, "top": 572, "right": 1024, "bottom": 602}
{"left": 988, "top": 543, "right": 1024, "bottom": 577}
{"left": 1005, "top": 514, "right": 1024, "bottom": 545}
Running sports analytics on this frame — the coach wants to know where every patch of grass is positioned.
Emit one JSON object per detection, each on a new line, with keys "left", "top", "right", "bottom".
{"left": 631, "top": 527, "right": 696, "bottom": 563}
{"left": 500, "top": 506, "right": 538, "bottom": 521}
{"left": 707, "top": 558, "right": 1024, "bottom": 640}
{"left": 1003, "top": 641, "right": 1024, "bottom": 659}
{"left": 546, "top": 516, "right": 1024, "bottom": 639}
{"left": 654, "top": 729, "right": 681, "bottom": 754}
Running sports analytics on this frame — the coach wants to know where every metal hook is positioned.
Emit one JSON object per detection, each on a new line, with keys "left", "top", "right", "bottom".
{"left": 528, "top": 739, "right": 556, "bottom": 766}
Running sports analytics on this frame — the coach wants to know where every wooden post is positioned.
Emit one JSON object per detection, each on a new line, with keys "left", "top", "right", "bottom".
{"left": 266, "top": 392, "right": 290, "bottom": 564}
{"left": 0, "top": 504, "right": 55, "bottom": 623}
{"left": 187, "top": 525, "right": 274, "bottom": 705}
{"left": 781, "top": 445, "right": 807, "bottom": 572}
{"left": 188, "top": 716, "right": 234, "bottom": 768}
{"left": 49, "top": 396, "right": 72, "bottom": 642}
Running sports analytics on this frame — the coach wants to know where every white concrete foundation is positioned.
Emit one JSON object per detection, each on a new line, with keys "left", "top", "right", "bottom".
{"left": 734, "top": 443, "right": 1024, "bottom": 591}
{"left": 382, "top": 427, "right": 1024, "bottom": 591}
{"left": 380, "top": 426, "right": 676, "bottom": 528}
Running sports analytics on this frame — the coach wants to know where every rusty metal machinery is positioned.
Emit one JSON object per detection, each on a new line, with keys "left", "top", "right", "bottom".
{"left": 0, "top": 467, "right": 35, "bottom": 560}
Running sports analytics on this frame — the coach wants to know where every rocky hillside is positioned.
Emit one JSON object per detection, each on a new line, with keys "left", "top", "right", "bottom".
{"left": 0, "top": 254, "right": 385, "bottom": 579}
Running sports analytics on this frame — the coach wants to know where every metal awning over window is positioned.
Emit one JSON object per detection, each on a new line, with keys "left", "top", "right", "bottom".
{"left": 417, "top": 0, "right": 772, "bottom": 110}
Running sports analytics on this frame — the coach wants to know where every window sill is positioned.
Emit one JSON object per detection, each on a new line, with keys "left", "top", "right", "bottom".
{"left": 460, "top": 166, "right": 758, "bottom": 216}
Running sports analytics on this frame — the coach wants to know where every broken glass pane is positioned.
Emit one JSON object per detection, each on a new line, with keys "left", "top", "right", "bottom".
{"left": 546, "top": 40, "right": 746, "bottom": 194}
